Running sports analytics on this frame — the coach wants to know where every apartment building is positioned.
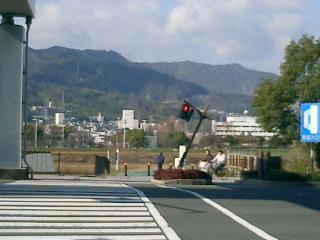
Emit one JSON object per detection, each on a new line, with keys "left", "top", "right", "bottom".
{"left": 212, "top": 115, "right": 275, "bottom": 138}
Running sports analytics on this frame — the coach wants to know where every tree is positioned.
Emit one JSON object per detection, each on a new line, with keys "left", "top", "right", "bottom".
{"left": 253, "top": 35, "right": 320, "bottom": 168}
{"left": 127, "top": 129, "right": 148, "bottom": 148}
{"left": 167, "top": 132, "right": 189, "bottom": 148}
{"left": 198, "top": 134, "right": 224, "bottom": 148}
{"left": 253, "top": 35, "right": 320, "bottom": 142}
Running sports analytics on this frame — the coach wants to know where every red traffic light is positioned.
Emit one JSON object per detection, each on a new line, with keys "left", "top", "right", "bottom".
{"left": 181, "top": 102, "right": 190, "bottom": 113}
{"left": 179, "top": 101, "right": 194, "bottom": 121}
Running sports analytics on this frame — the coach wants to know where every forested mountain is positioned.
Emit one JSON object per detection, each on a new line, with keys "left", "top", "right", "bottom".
{"left": 145, "top": 61, "right": 278, "bottom": 96}
{"left": 28, "top": 46, "right": 277, "bottom": 119}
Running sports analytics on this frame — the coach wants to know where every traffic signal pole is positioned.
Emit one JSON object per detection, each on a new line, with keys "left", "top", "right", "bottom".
{"left": 178, "top": 102, "right": 209, "bottom": 167}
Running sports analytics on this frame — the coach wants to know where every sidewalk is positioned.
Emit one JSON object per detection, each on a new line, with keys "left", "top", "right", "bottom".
{"left": 34, "top": 174, "right": 153, "bottom": 183}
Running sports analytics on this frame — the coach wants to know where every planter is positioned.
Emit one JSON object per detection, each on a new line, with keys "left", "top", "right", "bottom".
{"left": 151, "top": 178, "right": 212, "bottom": 185}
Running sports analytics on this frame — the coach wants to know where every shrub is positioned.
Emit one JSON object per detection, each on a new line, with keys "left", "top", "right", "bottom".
{"left": 240, "top": 170, "right": 259, "bottom": 179}
{"left": 153, "top": 168, "right": 212, "bottom": 181}
{"left": 266, "top": 170, "right": 307, "bottom": 182}
{"left": 308, "top": 173, "right": 320, "bottom": 182}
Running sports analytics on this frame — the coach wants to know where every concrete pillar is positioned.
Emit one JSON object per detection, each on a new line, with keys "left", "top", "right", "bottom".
{"left": 0, "top": 23, "right": 24, "bottom": 169}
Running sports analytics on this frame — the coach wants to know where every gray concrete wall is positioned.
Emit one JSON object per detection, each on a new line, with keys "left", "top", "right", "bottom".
{"left": 0, "top": 24, "right": 24, "bottom": 168}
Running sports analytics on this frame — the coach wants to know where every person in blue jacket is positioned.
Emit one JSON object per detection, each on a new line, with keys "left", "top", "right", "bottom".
{"left": 155, "top": 152, "right": 165, "bottom": 170}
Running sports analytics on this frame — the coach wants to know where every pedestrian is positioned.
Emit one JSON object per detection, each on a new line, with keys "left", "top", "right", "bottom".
{"left": 155, "top": 152, "right": 165, "bottom": 170}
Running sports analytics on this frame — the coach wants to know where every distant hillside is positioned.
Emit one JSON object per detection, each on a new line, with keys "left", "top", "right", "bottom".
{"left": 28, "top": 46, "right": 276, "bottom": 119}
{"left": 145, "top": 62, "right": 278, "bottom": 96}
{"left": 28, "top": 47, "right": 208, "bottom": 119}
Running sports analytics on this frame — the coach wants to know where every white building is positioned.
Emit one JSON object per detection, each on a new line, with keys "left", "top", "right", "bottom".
{"left": 55, "top": 113, "right": 64, "bottom": 126}
{"left": 97, "top": 112, "right": 104, "bottom": 123}
{"left": 212, "top": 116, "right": 275, "bottom": 138}
{"left": 120, "top": 110, "right": 139, "bottom": 130}
{"left": 140, "top": 120, "right": 157, "bottom": 132}
{"left": 91, "top": 132, "right": 107, "bottom": 145}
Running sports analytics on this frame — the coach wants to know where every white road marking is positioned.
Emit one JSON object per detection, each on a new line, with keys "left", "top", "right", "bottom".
{"left": 0, "top": 216, "right": 154, "bottom": 222}
{"left": 156, "top": 184, "right": 279, "bottom": 240}
{"left": 0, "top": 201, "right": 144, "bottom": 206}
{"left": 0, "top": 222, "right": 158, "bottom": 228}
{"left": 0, "top": 182, "right": 167, "bottom": 240}
{"left": 128, "top": 185, "right": 181, "bottom": 240}
{"left": 0, "top": 228, "right": 162, "bottom": 234}
{"left": 0, "top": 197, "right": 142, "bottom": 202}
{"left": 0, "top": 206, "right": 147, "bottom": 211}
{"left": 0, "top": 210, "right": 150, "bottom": 216}
{"left": 0, "top": 235, "right": 166, "bottom": 240}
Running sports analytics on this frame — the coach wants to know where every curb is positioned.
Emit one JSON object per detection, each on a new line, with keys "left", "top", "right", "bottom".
{"left": 151, "top": 178, "right": 212, "bottom": 185}
{"left": 0, "top": 180, "right": 12, "bottom": 184}
{"left": 236, "top": 179, "right": 320, "bottom": 187}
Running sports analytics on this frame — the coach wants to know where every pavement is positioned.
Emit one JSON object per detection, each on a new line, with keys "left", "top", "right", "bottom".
{"left": 1, "top": 175, "right": 320, "bottom": 240}
{"left": 131, "top": 181, "right": 320, "bottom": 240}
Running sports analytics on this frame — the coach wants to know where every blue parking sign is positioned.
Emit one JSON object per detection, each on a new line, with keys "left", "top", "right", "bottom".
{"left": 301, "top": 103, "right": 320, "bottom": 142}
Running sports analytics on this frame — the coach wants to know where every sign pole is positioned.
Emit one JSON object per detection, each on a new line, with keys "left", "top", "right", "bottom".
{"left": 310, "top": 143, "right": 315, "bottom": 173}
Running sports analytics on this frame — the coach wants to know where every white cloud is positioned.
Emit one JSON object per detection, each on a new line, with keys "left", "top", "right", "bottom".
{"left": 28, "top": 0, "right": 311, "bottom": 73}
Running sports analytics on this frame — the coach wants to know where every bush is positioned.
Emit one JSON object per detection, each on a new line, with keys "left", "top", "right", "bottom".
{"left": 266, "top": 170, "right": 307, "bottom": 182}
{"left": 240, "top": 170, "right": 259, "bottom": 179}
{"left": 307, "top": 173, "right": 320, "bottom": 182}
{"left": 153, "top": 168, "right": 212, "bottom": 181}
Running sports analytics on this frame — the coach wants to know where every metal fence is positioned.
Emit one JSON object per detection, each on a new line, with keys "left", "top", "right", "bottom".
{"left": 23, "top": 152, "right": 55, "bottom": 173}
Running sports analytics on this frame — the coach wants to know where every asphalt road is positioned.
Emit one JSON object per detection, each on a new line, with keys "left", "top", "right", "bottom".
{"left": 131, "top": 182, "right": 320, "bottom": 240}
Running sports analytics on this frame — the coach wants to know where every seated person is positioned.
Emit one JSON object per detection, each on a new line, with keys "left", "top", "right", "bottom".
{"left": 198, "top": 150, "right": 213, "bottom": 172}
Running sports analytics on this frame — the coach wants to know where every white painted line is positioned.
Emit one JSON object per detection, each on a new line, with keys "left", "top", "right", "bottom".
{"left": 157, "top": 185, "right": 279, "bottom": 240}
{"left": 4, "top": 181, "right": 128, "bottom": 188}
{"left": 0, "top": 235, "right": 166, "bottom": 240}
{"left": 0, "top": 210, "right": 150, "bottom": 216}
{"left": 0, "top": 195, "right": 140, "bottom": 200}
{"left": 0, "top": 202, "right": 145, "bottom": 207}
{"left": 0, "top": 191, "right": 138, "bottom": 197}
{"left": 0, "top": 222, "right": 158, "bottom": 228}
{"left": 0, "top": 216, "right": 154, "bottom": 222}
{"left": 0, "top": 197, "right": 142, "bottom": 202}
{"left": 127, "top": 184, "right": 181, "bottom": 240}
{"left": 0, "top": 206, "right": 147, "bottom": 211}
{"left": 0, "top": 228, "right": 162, "bottom": 234}
{"left": 0, "top": 189, "right": 137, "bottom": 194}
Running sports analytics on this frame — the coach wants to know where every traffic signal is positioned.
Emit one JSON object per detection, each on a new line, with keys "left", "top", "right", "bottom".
{"left": 179, "top": 102, "right": 194, "bottom": 121}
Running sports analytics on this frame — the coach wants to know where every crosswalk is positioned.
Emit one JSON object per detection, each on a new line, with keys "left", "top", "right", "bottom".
{"left": 0, "top": 180, "right": 178, "bottom": 240}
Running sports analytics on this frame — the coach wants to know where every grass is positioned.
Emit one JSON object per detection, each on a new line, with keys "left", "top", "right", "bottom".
{"left": 50, "top": 148, "right": 209, "bottom": 175}
{"left": 29, "top": 146, "right": 319, "bottom": 180}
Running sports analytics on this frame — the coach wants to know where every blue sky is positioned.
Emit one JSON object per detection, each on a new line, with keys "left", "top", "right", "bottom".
{"left": 24, "top": 0, "right": 320, "bottom": 74}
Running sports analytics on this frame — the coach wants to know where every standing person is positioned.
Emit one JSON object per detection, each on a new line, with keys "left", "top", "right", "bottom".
{"left": 155, "top": 152, "right": 165, "bottom": 170}
{"left": 211, "top": 150, "right": 226, "bottom": 174}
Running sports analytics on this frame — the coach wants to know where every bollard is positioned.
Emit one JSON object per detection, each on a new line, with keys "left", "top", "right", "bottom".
{"left": 191, "top": 163, "right": 194, "bottom": 170}
{"left": 58, "top": 152, "right": 61, "bottom": 175}
{"left": 124, "top": 163, "right": 128, "bottom": 176}
{"left": 169, "top": 163, "right": 172, "bottom": 169}
{"left": 147, "top": 162, "right": 151, "bottom": 176}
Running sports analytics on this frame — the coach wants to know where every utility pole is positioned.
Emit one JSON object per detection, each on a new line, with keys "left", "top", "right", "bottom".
{"left": 115, "top": 135, "right": 120, "bottom": 172}
{"left": 123, "top": 119, "right": 126, "bottom": 148}
{"left": 34, "top": 119, "right": 37, "bottom": 148}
